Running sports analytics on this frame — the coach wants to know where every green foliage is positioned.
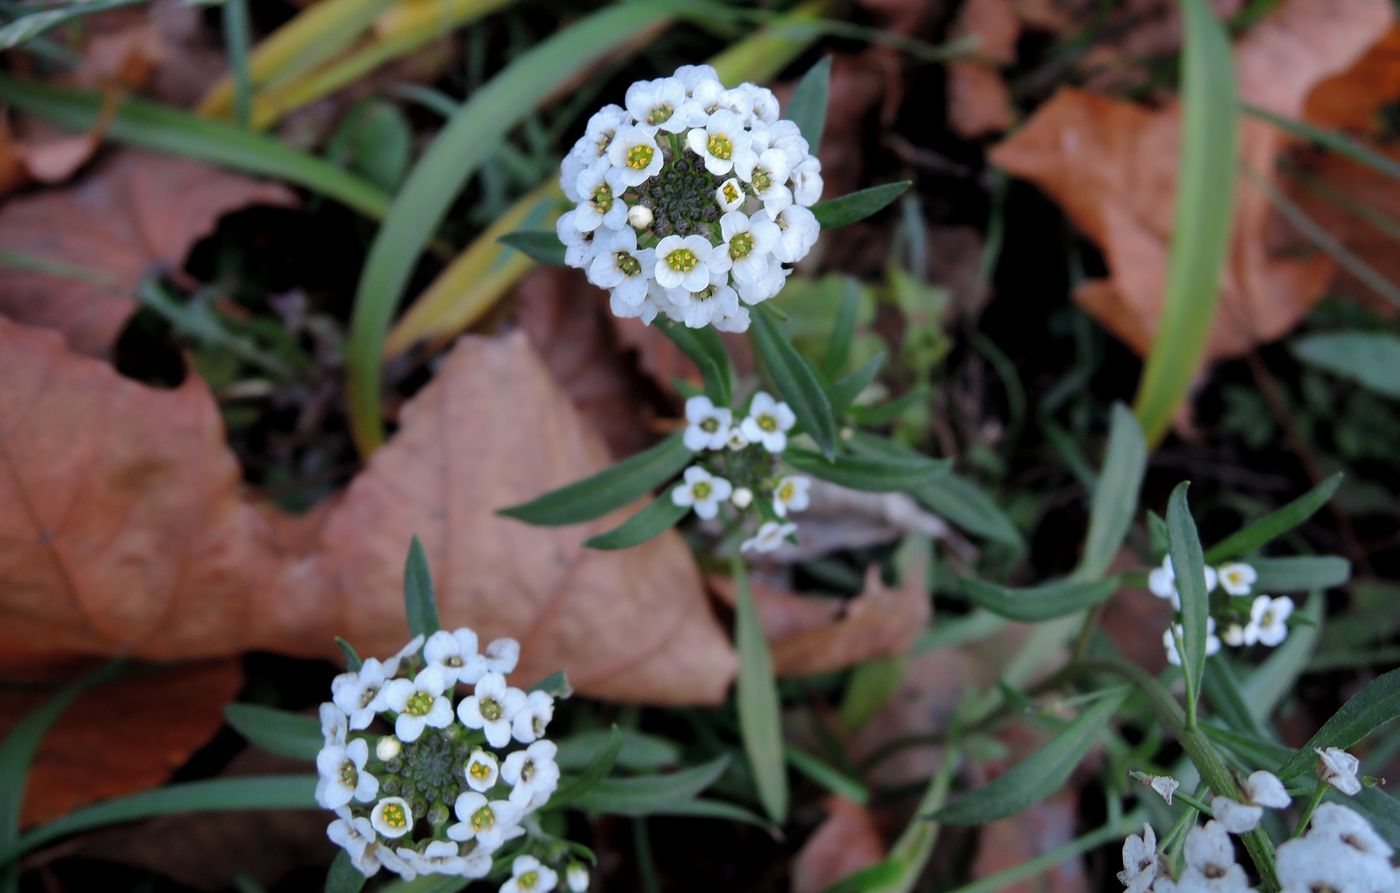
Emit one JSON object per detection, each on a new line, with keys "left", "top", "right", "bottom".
{"left": 752, "top": 305, "right": 838, "bottom": 458}
{"left": 811, "top": 181, "right": 912, "bottom": 228}
{"left": 403, "top": 536, "right": 441, "bottom": 638}
{"left": 224, "top": 704, "right": 321, "bottom": 761}
{"left": 732, "top": 559, "right": 787, "bottom": 824}
{"left": 786, "top": 56, "right": 831, "bottom": 152}
{"left": 1292, "top": 332, "right": 1400, "bottom": 399}
{"left": 583, "top": 492, "right": 689, "bottom": 550}
{"left": 1166, "top": 483, "right": 1210, "bottom": 728}
{"left": 497, "top": 230, "right": 567, "bottom": 266}
{"left": 960, "top": 578, "right": 1117, "bottom": 623}
{"left": 498, "top": 433, "right": 693, "bottom": 525}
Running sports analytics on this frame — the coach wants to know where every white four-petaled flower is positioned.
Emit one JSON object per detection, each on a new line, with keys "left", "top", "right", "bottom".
{"left": 382, "top": 667, "right": 455, "bottom": 743}
{"left": 773, "top": 475, "right": 811, "bottom": 517}
{"left": 672, "top": 466, "right": 733, "bottom": 520}
{"left": 740, "top": 391, "right": 795, "bottom": 453}
{"left": 457, "top": 672, "right": 527, "bottom": 748}
{"left": 1217, "top": 562, "right": 1257, "bottom": 596}
{"left": 316, "top": 737, "right": 379, "bottom": 810}
{"left": 1117, "top": 823, "right": 1159, "bottom": 893}
{"left": 1162, "top": 618, "right": 1221, "bottom": 667}
{"left": 742, "top": 521, "right": 797, "bottom": 554}
{"left": 446, "top": 791, "right": 520, "bottom": 851}
{"left": 503, "top": 739, "right": 561, "bottom": 812}
{"left": 502, "top": 855, "right": 559, "bottom": 893}
{"left": 1244, "top": 595, "right": 1294, "bottom": 647}
{"left": 1316, "top": 746, "right": 1363, "bottom": 796}
{"left": 683, "top": 395, "right": 733, "bottom": 451}
{"left": 512, "top": 690, "right": 555, "bottom": 744}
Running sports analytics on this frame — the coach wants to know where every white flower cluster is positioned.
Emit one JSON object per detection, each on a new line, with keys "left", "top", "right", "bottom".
{"left": 1150, "top": 558, "right": 1295, "bottom": 666}
{"left": 318, "top": 629, "right": 587, "bottom": 890}
{"left": 671, "top": 392, "right": 810, "bottom": 553}
{"left": 1121, "top": 749, "right": 1395, "bottom": 893}
{"left": 558, "top": 64, "right": 823, "bottom": 332}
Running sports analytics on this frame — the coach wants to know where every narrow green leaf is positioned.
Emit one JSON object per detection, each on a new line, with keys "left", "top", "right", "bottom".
{"left": 960, "top": 577, "right": 1116, "bottom": 623}
{"left": 221, "top": 0, "right": 254, "bottom": 130}
{"left": 819, "top": 859, "right": 905, "bottom": 893}
{"left": 785, "top": 745, "right": 868, "bottom": 805}
{"left": 528, "top": 671, "right": 572, "bottom": 698}
{"left": 328, "top": 100, "right": 412, "bottom": 192}
{"left": 1279, "top": 667, "right": 1400, "bottom": 780}
{"left": 345, "top": 1, "right": 682, "bottom": 454}
{"left": 403, "top": 536, "right": 440, "bottom": 638}
{"left": 1076, "top": 405, "right": 1147, "bottom": 580}
{"left": 1251, "top": 556, "right": 1351, "bottom": 592}
{"left": 0, "top": 0, "right": 147, "bottom": 49}
{"left": 1291, "top": 332, "right": 1400, "bottom": 399}
{"left": 823, "top": 277, "right": 862, "bottom": 378}
{"left": 751, "top": 304, "right": 837, "bottom": 457}
{"left": 0, "top": 78, "right": 391, "bottom": 221}
{"left": 1167, "top": 483, "right": 1209, "bottom": 726}
{"left": 1202, "top": 657, "right": 1273, "bottom": 742}
{"left": 786, "top": 56, "right": 831, "bottom": 153}
{"left": 1242, "top": 595, "right": 1323, "bottom": 724}
{"left": 839, "top": 655, "right": 908, "bottom": 734}
{"left": 1243, "top": 103, "right": 1400, "bottom": 183}
{"left": 785, "top": 447, "right": 948, "bottom": 492}
{"left": 1201, "top": 724, "right": 1295, "bottom": 770}
{"left": 551, "top": 727, "right": 623, "bottom": 808}
{"left": 224, "top": 704, "right": 321, "bottom": 761}
{"left": 583, "top": 492, "right": 689, "bottom": 550}
{"left": 325, "top": 850, "right": 367, "bottom": 893}
{"left": 497, "top": 230, "right": 567, "bottom": 266}
{"left": 934, "top": 693, "right": 1123, "bottom": 825}
{"left": 336, "top": 637, "right": 364, "bottom": 672}
{"left": 1349, "top": 787, "right": 1400, "bottom": 851}
{"left": 811, "top": 181, "right": 911, "bottom": 228}
{"left": 827, "top": 354, "right": 885, "bottom": 415}
{"left": 1130, "top": 0, "right": 1239, "bottom": 444}
{"left": 632, "top": 797, "right": 772, "bottom": 829}
{"left": 733, "top": 558, "right": 787, "bottom": 823}
{"left": 657, "top": 319, "right": 733, "bottom": 407}
{"left": 497, "top": 432, "right": 693, "bottom": 526}
{"left": 914, "top": 472, "right": 1023, "bottom": 548}
{"left": 556, "top": 729, "right": 679, "bottom": 772}
{"left": 0, "top": 662, "right": 124, "bottom": 857}
{"left": 1204, "top": 473, "right": 1342, "bottom": 562}
{"left": 1, "top": 776, "right": 317, "bottom": 863}
{"left": 568, "top": 755, "right": 729, "bottom": 816}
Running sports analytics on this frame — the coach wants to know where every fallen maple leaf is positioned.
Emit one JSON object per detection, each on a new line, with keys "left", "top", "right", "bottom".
{"left": 791, "top": 797, "right": 887, "bottom": 893}
{"left": 989, "top": 0, "right": 1393, "bottom": 364}
{"left": 0, "top": 150, "right": 297, "bottom": 356}
{"left": 0, "top": 659, "right": 243, "bottom": 827}
{"left": 711, "top": 561, "right": 929, "bottom": 678}
{"left": 0, "top": 318, "right": 736, "bottom": 703}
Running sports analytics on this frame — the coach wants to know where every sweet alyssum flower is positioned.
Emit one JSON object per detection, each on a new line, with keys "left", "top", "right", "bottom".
{"left": 1211, "top": 770, "right": 1291, "bottom": 833}
{"left": 683, "top": 395, "right": 733, "bottom": 451}
{"left": 1162, "top": 617, "right": 1222, "bottom": 666}
{"left": 1148, "top": 556, "right": 1219, "bottom": 609}
{"left": 672, "top": 465, "right": 734, "bottom": 520}
{"left": 1117, "top": 823, "right": 1160, "bottom": 893}
{"left": 741, "top": 391, "right": 797, "bottom": 453}
{"left": 317, "top": 628, "right": 582, "bottom": 883}
{"left": 1316, "top": 746, "right": 1363, "bottom": 796}
{"left": 502, "top": 855, "right": 559, "bottom": 893}
{"left": 1244, "top": 595, "right": 1294, "bottom": 647}
{"left": 1217, "top": 561, "right": 1257, "bottom": 597}
{"left": 742, "top": 520, "right": 798, "bottom": 554}
{"left": 559, "top": 65, "right": 823, "bottom": 331}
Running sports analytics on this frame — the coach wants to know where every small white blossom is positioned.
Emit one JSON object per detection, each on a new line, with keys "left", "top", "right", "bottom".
{"left": 627, "top": 203, "right": 653, "bottom": 229}
{"left": 715, "top": 177, "right": 745, "bottom": 212}
{"left": 587, "top": 227, "right": 653, "bottom": 310}
{"left": 320, "top": 702, "right": 348, "bottom": 747}
{"left": 512, "top": 690, "right": 554, "bottom": 744}
{"left": 1148, "top": 556, "right": 1219, "bottom": 610}
{"left": 731, "top": 486, "right": 754, "bottom": 509}
{"left": 446, "top": 791, "right": 521, "bottom": 852}
{"left": 382, "top": 667, "right": 455, "bottom": 743}
{"left": 742, "top": 521, "right": 797, "bottom": 554}
{"left": 624, "top": 76, "right": 686, "bottom": 133}
{"left": 1308, "top": 803, "right": 1393, "bottom": 861}
{"left": 481, "top": 638, "right": 521, "bottom": 675}
{"left": 1316, "top": 747, "right": 1363, "bottom": 796}
{"left": 1222, "top": 623, "right": 1248, "bottom": 648}
{"left": 714, "top": 211, "right": 779, "bottom": 285}
{"left": 1148, "top": 775, "right": 1179, "bottom": 805}
{"left": 370, "top": 796, "right": 414, "bottom": 839}
{"left": 683, "top": 395, "right": 733, "bottom": 451}
{"left": 332, "top": 658, "right": 395, "bottom": 730}
{"left": 397, "top": 840, "right": 488, "bottom": 879}
{"left": 1217, "top": 562, "right": 1257, "bottom": 597}
{"left": 734, "top": 145, "right": 792, "bottom": 213}
{"left": 566, "top": 862, "right": 590, "bottom": 892}
{"left": 557, "top": 210, "right": 599, "bottom": 269}
{"left": 1182, "top": 821, "right": 1251, "bottom": 891}
{"left": 316, "top": 738, "right": 378, "bottom": 810}
{"left": 790, "top": 155, "right": 824, "bottom": 206}
{"left": 726, "top": 427, "right": 750, "bottom": 450}
{"left": 770, "top": 204, "right": 820, "bottom": 264}
{"left": 672, "top": 465, "right": 733, "bottom": 520}
{"left": 572, "top": 166, "right": 629, "bottom": 232}
{"left": 464, "top": 748, "right": 500, "bottom": 793}
{"left": 1212, "top": 795, "right": 1264, "bottom": 834}
{"left": 1118, "top": 823, "right": 1159, "bottom": 893}
{"left": 1162, "top": 618, "right": 1221, "bottom": 667}
{"left": 666, "top": 279, "right": 741, "bottom": 329}
{"left": 375, "top": 736, "right": 402, "bottom": 762}
{"left": 1244, "top": 596, "right": 1293, "bottom": 647}
{"left": 458, "top": 672, "right": 527, "bottom": 748}
{"left": 773, "top": 475, "right": 811, "bottom": 517}
{"left": 503, "top": 739, "right": 561, "bottom": 812}
{"left": 327, "top": 815, "right": 381, "bottom": 877}
{"left": 686, "top": 108, "right": 748, "bottom": 176}
{"left": 423, "top": 627, "right": 481, "bottom": 686}
{"left": 606, "top": 124, "right": 663, "bottom": 186}
{"left": 1243, "top": 770, "right": 1291, "bottom": 809}
{"left": 502, "top": 855, "right": 559, "bottom": 893}
{"left": 1276, "top": 835, "right": 1391, "bottom": 893}
{"left": 654, "top": 234, "right": 715, "bottom": 292}
{"left": 740, "top": 391, "right": 796, "bottom": 453}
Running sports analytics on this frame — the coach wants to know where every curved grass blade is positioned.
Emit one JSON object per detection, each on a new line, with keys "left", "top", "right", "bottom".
{"left": 657, "top": 319, "right": 734, "bottom": 407}
{"left": 224, "top": 704, "right": 321, "bottom": 761}
{"left": 818, "top": 859, "right": 904, "bottom": 893}
{"left": 752, "top": 305, "right": 837, "bottom": 458}
{"left": 497, "top": 230, "right": 566, "bottom": 266}
{"left": 786, "top": 56, "right": 830, "bottom": 152}
{"left": 960, "top": 577, "right": 1116, "bottom": 623}
{"left": 584, "top": 491, "right": 689, "bottom": 550}
{"left": 498, "top": 432, "right": 693, "bottom": 526}
{"left": 932, "top": 692, "right": 1123, "bottom": 825}
{"left": 345, "top": 1, "right": 683, "bottom": 455}
{"left": 568, "top": 755, "right": 729, "bottom": 816}
{"left": 0, "top": 78, "right": 391, "bottom": 221}
{"left": 0, "top": 0, "right": 147, "bottom": 49}
{"left": 550, "top": 726, "right": 623, "bottom": 808}
{"left": 403, "top": 535, "right": 441, "bottom": 637}
{"left": 1130, "top": 0, "right": 1239, "bottom": 445}
{"left": 1278, "top": 667, "right": 1400, "bottom": 781}
{"left": 1167, "top": 483, "right": 1209, "bottom": 728}
{"left": 785, "top": 447, "right": 947, "bottom": 493}
{"left": 1243, "top": 103, "right": 1400, "bottom": 182}
{"left": 811, "top": 181, "right": 911, "bottom": 228}
{"left": 1, "top": 777, "right": 317, "bottom": 863}
{"left": 1203, "top": 473, "right": 1342, "bottom": 562}
{"left": 1075, "top": 405, "right": 1146, "bottom": 580}
{"left": 827, "top": 353, "right": 885, "bottom": 415}
{"left": 733, "top": 559, "right": 787, "bottom": 824}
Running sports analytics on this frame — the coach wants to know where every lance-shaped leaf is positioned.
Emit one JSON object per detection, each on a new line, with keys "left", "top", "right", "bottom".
{"left": 1167, "top": 483, "right": 1210, "bottom": 725}
{"left": 811, "top": 182, "right": 911, "bottom": 228}
{"left": 1251, "top": 556, "right": 1351, "bottom": 592}
{"left": 567, "top": 755, "right": 729, "bottom": 816}
{"left": 550, "top": 726, "right": 623, "bottom": 808}
{"left": 403, "top": 535, "right": 440, "bottom": 637}
{"left": 733, "top": 558, "right": 787, "bottom": 824}
{"left": 785, "top": 447, "right": 948, "bottom": 493}
{"left": 961, "top": 577, "right": 1117, "bottom": 623}
{"left": 498, "top": 230, "right": 566, "bottom": 266}
{"left": 1076, "top": 405, "right": 1146, "bottom": 580}
{"left": 1204, "top": 473, "right": 1342, "bottom": 562}
{"left": 786, "top": 56, "right": 831, "bottom": 152}
{"left": 1278, "top": 667, "right": 1400, "bottom": 781}
{"left": 584, "top": 491, "right": 689, "bottom": 551}
{"left": 751, "top": 305, "right": 837, "bottom": 458}
{"left": 224, "top": 704, "right": 321, "bottom": 761}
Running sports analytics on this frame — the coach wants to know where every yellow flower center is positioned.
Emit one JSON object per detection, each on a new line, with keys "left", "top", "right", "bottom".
{"left": 778, "top": 481, "right": 794, "bottom": 501}
{"left": 338, "top": 760, "right": 358, "bottom": 787}
{"left": 752, "top": 168, "right": 773, "bottom": 192}
{"left": 646, "top": 104, "right": 673, "bottom": 125}
{"left": 758, "top": 414, "right": 778, "bottom": 432}
{"left": 707, "top": 133, "right": 734, "bottom": 160}
{"left": 471, "top": 805, "right": 495, "bottom": 832}
{"left": 700, "top": 418, "right": 719, "bottom": 432}
{"left": 404, "top": 691, "right": 434, "bottom": 717}
{"left": 520, "top": 871, "right": 540, "bottom": 890}
{"left": 615, "top": 251, "right": 641, "bottom": 277}
{"left": 359, "top": 685, "right": 379, "bottom": 708}
{"left": 665, "top": 248, "right": 698, "bottom": 272}
{"left": 721, "top": 181, "right": 741, "bottom": 204}
{"left": 626, "top": 144, "right": 655, "bottom": 170}
{"left": 382, "top": 802, "right": 408, "bottom": 830}
{"left": 590, "top": 183, "right": 613, "bottom": 214}
{"left": 692, "top": 481, "right": 712, "bottom": 500}
{"left": 469, "top": 761, "right": 492, "bottom": 781}
{"left": 729, "top": 232, "right": 754, "bottom": 260}
{"left": 480, "top": 697, "right": 502, "bottom": 722}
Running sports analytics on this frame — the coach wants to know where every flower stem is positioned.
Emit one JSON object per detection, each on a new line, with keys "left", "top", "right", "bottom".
{"left": 1291, "top": 783, "right": 1328, "bottom": 839}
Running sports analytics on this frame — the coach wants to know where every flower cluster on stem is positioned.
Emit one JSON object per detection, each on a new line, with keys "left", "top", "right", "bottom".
{"left": 1150, "top": 558, "right": 1295, "bottom": 666}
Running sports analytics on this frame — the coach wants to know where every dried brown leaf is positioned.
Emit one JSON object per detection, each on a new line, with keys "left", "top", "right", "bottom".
{"left": 791, "top": 797, "right": 887, "bottom": 893}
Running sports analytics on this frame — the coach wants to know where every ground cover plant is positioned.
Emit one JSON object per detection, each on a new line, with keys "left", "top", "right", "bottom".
{"left": 0, "top": 0, "right": 1399, "bottom": 891}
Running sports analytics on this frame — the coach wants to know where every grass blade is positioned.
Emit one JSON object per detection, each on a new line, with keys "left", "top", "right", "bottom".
{"left": 568, "top": 755, "right": 730, "bottom": 816}
{"left": 1292, "top": 332, "right": 1400, "bottom": 398}
{"left": 751, "top": 305, "right": 838, "bottom": 458}
{"left": 0, "top": 78, "right": 391, "bottom": 220}
{"left": 345, "top": 1, "right": 683, "bottom": 455}
{"left": 1251, "top": 556, "right": 1350, "bottom": 592}
{"left": 1130, "top": 0, "right": 1239, "bottom": 445}
{"left": 1204, "top": 473, "right": 1342, "bottom": 562}
{"left": 733, "top": 558, "right": 788, "bottom": 824}
{"left": 785, "top": 447, "right": 948, "bottom": 492}
{"left": 1167, "top": 483, "right": 1209, "bottom": 728}
{"left": 1075, "top": 404, "right": 1147, "bottom": 580}
{"left": 960, "top": 577, "right": 1117, "bottom": 623}
{"left": 0, "top": 0, "right": 147, "bottom": 49}
{"left": 1243, "top": 102, "right": 1400, "bottom": 182}
{"left": 221, "top": 0, "right": 255, "bottom": 130}
{"left": 497, "top": 432, "right": 693, "bottom": 526}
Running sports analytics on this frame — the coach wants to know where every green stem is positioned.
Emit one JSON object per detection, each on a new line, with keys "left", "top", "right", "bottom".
{"left": 1291, "top": 784, "right": 1328, "bottom": 838}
